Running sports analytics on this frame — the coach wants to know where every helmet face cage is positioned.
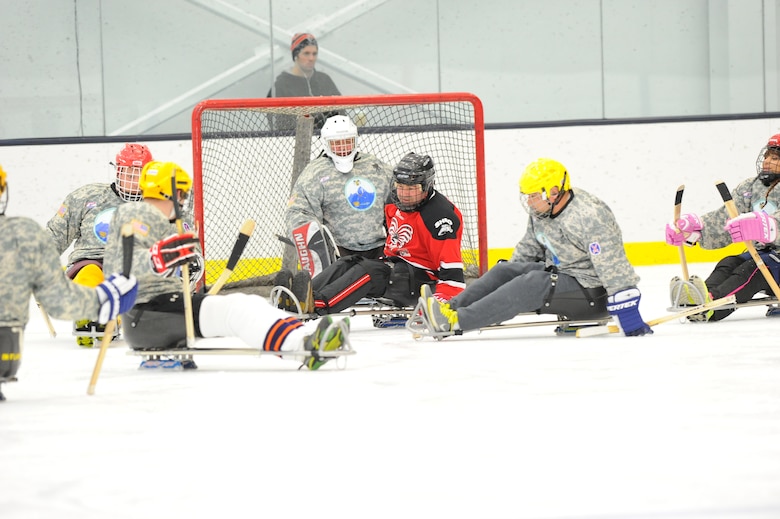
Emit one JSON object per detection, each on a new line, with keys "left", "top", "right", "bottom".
{"left": 756, "top": 136, "right": 780, "bottom": 187}
{"left": 519, "top": 159, "right": 570, "bottom": 218}
{"left": 391, "top": 152, "right": 435, "bottom": 211}
{"left": 115, "top": 144, "right": 153, "bottom": 201}
{"left": 321, "top": 116, "right": 358, "bottom": 173}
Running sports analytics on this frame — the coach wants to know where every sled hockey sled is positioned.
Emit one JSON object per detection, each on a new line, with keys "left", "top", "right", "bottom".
{"left": 405, "top": 297, "right": 612, "bottom": 341}
{"left": 127, "top": 347, "right": 355, "bottom": 371}
{"left": 269, "top": 284, "right": 413, "bottom": 328}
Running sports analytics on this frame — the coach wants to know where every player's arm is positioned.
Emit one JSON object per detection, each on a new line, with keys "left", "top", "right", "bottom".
{"left": 45, "top": 191, "right": 83, "bottom": 255}
{"left": 283, "top": 170, "right": 326, "bottom": 236}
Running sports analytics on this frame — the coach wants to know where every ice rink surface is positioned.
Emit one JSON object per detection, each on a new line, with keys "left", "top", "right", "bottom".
{"left": 3, "top": 263, "right": 780, "bottom": 519}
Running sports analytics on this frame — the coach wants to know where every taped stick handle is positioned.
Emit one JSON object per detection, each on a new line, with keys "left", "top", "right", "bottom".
{"left": 171, "top": 172, "right": 196, "bottom": 347}
{"left": 673, "top": 184, "right": 690, "bottom": 280}
{"left": 208, "top": 219, "right": 256, "bottom": 295}
{"left": 88, "top": 223, "right": 134, "bottom": 395}
{"left": 715, "top": 180, "right": 780, "bottom": 300}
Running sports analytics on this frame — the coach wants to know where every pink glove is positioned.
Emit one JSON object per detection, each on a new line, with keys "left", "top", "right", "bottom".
{"left": 665, "top": 213, "right": 702, "bottom": 246}
{"left": 725, "top": 211, "right": 777, "bottom": 244}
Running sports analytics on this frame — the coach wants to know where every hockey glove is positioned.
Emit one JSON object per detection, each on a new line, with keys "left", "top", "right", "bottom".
{"left": 725, "top": 211, "right": 777, "bottom": 244}
{"left": 607, "top": 288, "right": 653, "bottom": 337}
{"left": 96, "top": 273, "right": 139, "bottom": 324}
{"left": 150, "top": 233, "right": 200, "bottom": 276}
{"left": 665, "top": 213, "right": 702, "bottom": 247}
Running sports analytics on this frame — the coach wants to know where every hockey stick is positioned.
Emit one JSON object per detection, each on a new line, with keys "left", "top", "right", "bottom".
{"left": 576, "top": 294, "right": 736, "bottom": 337}
{"left": 673, "top": 184, "right": 690, "bottom": 279}
{"left": 87, "top": 223, "right": 133, "bottom": 395}
{"left": 716, "top": 180, "right": 780, "bottom": 300}
{"left": 172, "top": 174, "right": 196, "bottom": 348}
{"left": 207, "top": 219, "right": 256, "bottom": 295}
{"left": 35, "top": 298, "right": 56, "bottom": 338}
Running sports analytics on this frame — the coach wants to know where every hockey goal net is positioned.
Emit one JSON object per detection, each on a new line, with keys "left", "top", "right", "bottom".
{"left": 192, "top": 93, "right": 486, "bottom": 292}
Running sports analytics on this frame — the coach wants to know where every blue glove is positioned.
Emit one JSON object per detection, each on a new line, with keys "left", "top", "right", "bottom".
{"left": 96, "top": 273, "right": 139, "bottom": 324}
{"left": 607, "top": 288, "right": 653, "bottom": 336}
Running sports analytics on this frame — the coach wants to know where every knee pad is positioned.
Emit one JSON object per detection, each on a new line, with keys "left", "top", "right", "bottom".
{"left": 72, "top": 263, "right": 104, "bottom": 288}
{"left": 0, "top": 327, "right": 22, "bottom": 379}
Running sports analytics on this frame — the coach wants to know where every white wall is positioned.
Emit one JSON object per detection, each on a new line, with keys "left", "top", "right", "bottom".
{"left": 2, "top": 117, "right": 779, "bottom": 255}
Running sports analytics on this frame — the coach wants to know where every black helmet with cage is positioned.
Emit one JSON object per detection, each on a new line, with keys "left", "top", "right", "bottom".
{"left": 392, "top": 152, "right": 436, "bottom": 211}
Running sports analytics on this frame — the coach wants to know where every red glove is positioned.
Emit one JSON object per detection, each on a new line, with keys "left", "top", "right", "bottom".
{"left": 150, "top": 233, "right": 200, "bottom": 276}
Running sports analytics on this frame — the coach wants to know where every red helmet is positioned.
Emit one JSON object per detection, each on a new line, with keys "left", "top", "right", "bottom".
{"left": 116, "top": 143, "right": 153, "bottom": 168}
{"left": 115, "top": 143, "right": 153, "bottom": 201}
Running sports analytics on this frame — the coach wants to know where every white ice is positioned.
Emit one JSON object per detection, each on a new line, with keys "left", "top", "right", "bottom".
{"left": 3, "top": 263, "right": 780, "bottom": 519}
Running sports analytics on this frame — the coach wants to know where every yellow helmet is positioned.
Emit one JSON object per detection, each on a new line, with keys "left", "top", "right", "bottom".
{"left": 519, "top": 158, "right": 570, "bottom": 197}
{"left": 139, "top": 161, "right": 192, "bottom": 201}
{"left": 0, "top": 164, "right": 7, "bottom": 215}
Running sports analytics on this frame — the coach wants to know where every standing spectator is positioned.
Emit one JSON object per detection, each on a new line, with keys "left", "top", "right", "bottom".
{"left": 46, "top": 143, "right": 153, "bottom": 347}
{"left": 267, "top": 32, "right": 341, "bottom": 130}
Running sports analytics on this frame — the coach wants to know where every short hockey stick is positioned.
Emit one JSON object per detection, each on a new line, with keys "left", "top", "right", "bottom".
{"left": 35, "top": 298, "right": 56, "bottom": 338}
{"left": 673, "top": 184, "right": 690, "bottom": 279}
{"left": 172, "top": 174, "right": 196, "bottom": 348}
{"left": 207, "top": 219, "right": 256, "bottom": 295}
{"left": 87, "top": 223, "right": 133, "bottom": 395}
{"left": 575, "top": 294, "right": 736, "bottom": 337}
{"left": 716, "top": 181, "right": 780, "bottom": 300}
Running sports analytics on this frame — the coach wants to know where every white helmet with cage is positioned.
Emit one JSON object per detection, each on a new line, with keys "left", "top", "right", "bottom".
{"left": 321, "top": 115, "right": 358, "bottom": 173}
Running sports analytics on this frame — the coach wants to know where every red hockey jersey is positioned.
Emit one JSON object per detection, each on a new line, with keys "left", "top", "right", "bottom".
{"left": 384, "top": 190, "right": 465, "bottom": 301}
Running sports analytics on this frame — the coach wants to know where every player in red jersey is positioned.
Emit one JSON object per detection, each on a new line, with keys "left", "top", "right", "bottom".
{"left": 279, "top": 152, "right": 465, "bottom": 315}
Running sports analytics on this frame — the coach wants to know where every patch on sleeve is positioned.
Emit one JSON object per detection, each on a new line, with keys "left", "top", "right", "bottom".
{"left": 589, "top": 242, "right": 602, "bottom": 255}
{"left": 57, "top": 204, "right": 67, "bottom": 217}
{"left": 131, "top": 219, "right": 150, "bottom": 236}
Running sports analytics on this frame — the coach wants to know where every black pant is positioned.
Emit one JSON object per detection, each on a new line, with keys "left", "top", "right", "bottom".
{"left": 312, "top": 255, "right": 431, "bottom": 314}
{"left": 706, "top": 250, "right": 780, "bottom": 321}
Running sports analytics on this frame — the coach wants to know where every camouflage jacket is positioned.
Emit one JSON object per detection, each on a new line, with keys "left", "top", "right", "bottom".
{"left": 46, "top": 183, "right": 125, "bottom": 265}
{"left": 284, "top": 152, "right": 394, "bottom": 251}
{"left": 699, "top": 176, "right": 780, "bottom": 250}
{"left": 511, "top": 188, "right": 640, "bottom": 295}
{"left": 0, "top": 216, "right": 99, "bottom": 327}
{"left": 104, "top": 202, "right": 182, "bottom": 305}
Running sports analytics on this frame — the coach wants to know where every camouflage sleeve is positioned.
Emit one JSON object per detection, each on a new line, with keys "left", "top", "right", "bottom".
{"left": 284, "top": 163, "right": 326, "bottom": 236}
{"left": 0, "top": 218, "right": 99, "bottom": 326}
{"left": 45, "top": 189, "right": 84, "bottom": 255}
{"left": 698, "top": 177, "right": 756, "bottom": 250}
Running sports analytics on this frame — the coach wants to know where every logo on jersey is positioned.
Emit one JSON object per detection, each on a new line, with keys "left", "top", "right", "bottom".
{"left": 589, "top": 242, "right": 602, "bottom": 255}
{"left": 93, "top": 207, "right": 117, "bottom": 244}
{"left": 754, "top": 200, "right": 777, "bottom": 214}
{"left": 387, "top": 217, "right": 413, "bottom": 250}
{"left": 344, "top": 176, "right": 376, "bottom": 211}
{"left": 435, "top": 218, "right": 454, "bottom": 237}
